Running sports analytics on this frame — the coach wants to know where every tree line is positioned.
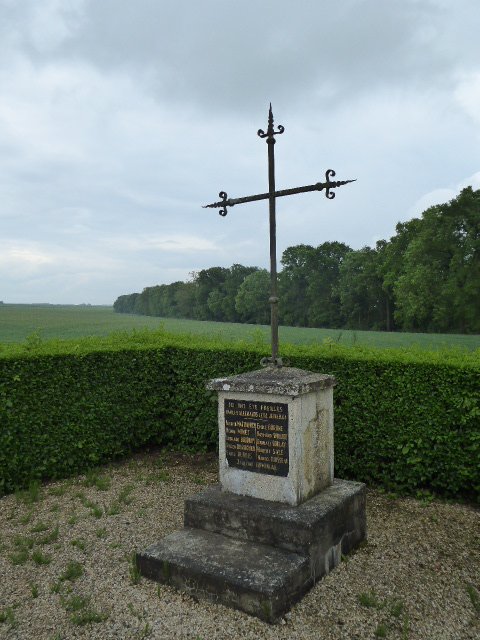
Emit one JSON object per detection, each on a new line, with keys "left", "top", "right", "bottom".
{"left": 114, "top": 187, "right": 480, "bottom": 334}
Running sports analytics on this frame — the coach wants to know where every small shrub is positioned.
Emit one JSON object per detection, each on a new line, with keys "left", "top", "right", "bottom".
{"left": 145, "top": 470, "right": 170, "bottom": 484}
{"left": 61, "top": 594, "right": 90, "bottom": 613}
{"left": 31, "top": 522, "right": 50, "bottom": 533}
{"left": 10, "top": 550, "right": 29, "bottom": 565}
{"left": 38, "top": 525, "right": 59, "bottom": 545}
{"left": 374, "top": 623, "right": 388, "bottom": 638}
{"left": 401, "top": 613, "right": 410, "bottom": 640}
{"left": 83, "top": 470, "right": 111, "bottom": 491}
{"left": 13, "top": 534, "right": 35, "bottom": 550}
{"left": 71, "top": 609, "right": 108, "bottom": 626}
{"left": 76, "top": 493, "right": 103, "bottom": 518}
{"left": 49, "top": 486, "right": 67, "bottom": 497}
{"left": 127, "top": 602, "right": 141, "bottom": 619}
{"left": 90, "top": 505, "right": 103, "bottom": 519}
{"left": 24, "top": 331, "right": 43, "bottom": 350}
{"left": 118, "top": 485, "right": 135, "bottom": 505}
{"left": 467, "top": 584, "right": 480, "bottom": 613}
{"left": 358, "top": 591, "right": 380, "bottom": 608}
{"left": 0, "top": 607, "right": 16, "bottom": 627}
{"left": 390, "top": 600, "right": 404, "bottom": 618}
{"left": 19, "top": 510, "right": 34, "bottom": 525}
{"left": 67, "top": 513, "right": 78, "bottom": 526}
{"left": 109, "top": 542, "right": 122, "bottom": 549}
{"left": 106, "top": 502, "right": 121, "bottom": 516}
{"left": 59, "top": 561, "right": 84, "bottom": 582}
{"left": 32, "top": 550, "right": 52, "bottom": 565}
{"left": 15, "top": 481, "right": 42, "bottom": 505}
{"left": 71, "top": 539, "right": 86, "bottom": 551}
{"left": 139, "top": 622, "right": 153, "bottom": 638}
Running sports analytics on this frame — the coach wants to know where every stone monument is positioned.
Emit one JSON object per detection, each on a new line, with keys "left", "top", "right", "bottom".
{"left": 136, "top": 107, "right": 366, "bottom": 622}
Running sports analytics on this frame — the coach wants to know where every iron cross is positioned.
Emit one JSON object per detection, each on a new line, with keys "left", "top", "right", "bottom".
{"left": 203, "top": 104, "right": 355, "bottom": 367}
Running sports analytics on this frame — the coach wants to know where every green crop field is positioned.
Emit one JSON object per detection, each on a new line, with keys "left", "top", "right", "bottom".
{"left": 0, "top": 304, "right": 167, "bottom": 343}
{"left": 0, "top": 303, "right": 479, "bottom": 351}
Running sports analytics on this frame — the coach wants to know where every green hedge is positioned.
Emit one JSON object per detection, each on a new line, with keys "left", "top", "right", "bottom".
{"left": 1, "top": 330, "right": 479, "bottom": 500}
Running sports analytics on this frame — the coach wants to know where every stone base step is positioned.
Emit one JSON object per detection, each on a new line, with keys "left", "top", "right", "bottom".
{"left": 136, "top": 527, "right": 312, "bottom": 623}
{"left": 184, "top": 479, "right": 366, "bottom": 578}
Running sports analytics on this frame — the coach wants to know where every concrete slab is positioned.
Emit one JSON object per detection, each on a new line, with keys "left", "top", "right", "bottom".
{"left": 136, "top": 528, "right": 312, "bottom": 623}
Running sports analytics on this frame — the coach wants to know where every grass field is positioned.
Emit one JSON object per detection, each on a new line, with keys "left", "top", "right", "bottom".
{"left": 1, "top": 303, "right": 479, "bottom": 351}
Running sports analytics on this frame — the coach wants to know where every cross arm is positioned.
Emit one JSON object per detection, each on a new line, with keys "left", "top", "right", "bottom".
{"left": 203, "top": 169, "right": 356, "bottom": 216}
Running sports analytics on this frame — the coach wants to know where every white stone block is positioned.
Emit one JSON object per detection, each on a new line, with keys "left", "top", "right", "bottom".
{"left": 207, "top": 367, "right": 335, "bottom": 506}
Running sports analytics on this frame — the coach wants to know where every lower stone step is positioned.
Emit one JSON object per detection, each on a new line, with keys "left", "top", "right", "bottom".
{"left": 137, "top": 527, "right": 312, "bottom": 622}
{"left": 184, "top": 479, "right": 366, "bottom": 578}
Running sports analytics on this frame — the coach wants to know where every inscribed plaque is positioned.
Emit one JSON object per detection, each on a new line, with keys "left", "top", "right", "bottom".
{"left": 224, "top": 399, "right": 289, "bottom": 476}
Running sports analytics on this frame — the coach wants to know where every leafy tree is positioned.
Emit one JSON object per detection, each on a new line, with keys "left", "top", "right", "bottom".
{"left": 193, "top": 267, "right": 229, "bottom": 320}
{"left": 306, "top": 241, "right": 352, "bottom": 327}
{"left": 147, "top": 285, "right": 166, "bottom": 316}
{"left": 394, "top": 188, "right": 480, "bottom": 333}
{"left": 206, "top": 264, "right": 259, "bottom": 322}
{"left": 133, "top": 288, "right": 151, "bottom": 315}
{"left": 207, "top": 288, "right": 226, "bottom": 321}
{"left": 338, "top": 247, "right": 385, "bottom": 329}
{"left": 221, "top": 264, "right": 259, "bottom": 322}
{"left": 235, "top": 269, "right": 270, "bottom": 324}
{"left": 174, "top": 281, "right": 197, "bottom": 319}
{"left": 279, "top": 244, "right": 316, "bottom": 326}
{"left": 113, "top": 293, "right": 139, "bottom": 314}
{"left": 434, "top": 187, "right": 480, "bottom": 333}
{"left": 374, "top": 240, "right": 396, "bottom": 331}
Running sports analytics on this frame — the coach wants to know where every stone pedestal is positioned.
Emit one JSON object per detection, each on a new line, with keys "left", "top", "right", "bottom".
{"left": 209, "top": 367, "right": 335, "bottom": 505}
{"left": 137, "top": 367, "right": 367, "bottom": 623}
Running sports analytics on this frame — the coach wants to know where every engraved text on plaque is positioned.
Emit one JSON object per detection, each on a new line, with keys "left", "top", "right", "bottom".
{"left": 224, "top": 399, "right": 289, "bottom": 476}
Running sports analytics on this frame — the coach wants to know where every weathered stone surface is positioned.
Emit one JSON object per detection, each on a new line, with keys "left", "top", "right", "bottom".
{"left": 136, "top": 528, "right": 311, "bottom": 623}
{"left": 185, "top": 479, "right": 366, "bottom": 578}
{"left": 213, "top": 367, "right": 335, "bottom": 505}
{"left": 206, "top": 366, "right": 336, "bottom": 396}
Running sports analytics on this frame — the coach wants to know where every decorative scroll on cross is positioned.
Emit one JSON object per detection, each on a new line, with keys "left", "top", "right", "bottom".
{"left": 203, "top": 105, "right": 356, "bottom": 368}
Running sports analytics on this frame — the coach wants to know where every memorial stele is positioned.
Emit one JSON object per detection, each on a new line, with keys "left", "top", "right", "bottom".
{"left": 137, "top": 107, "right": 367, "bottom": 622}
{"left": 214, "top": 367, "right": 334, "bottom": 505}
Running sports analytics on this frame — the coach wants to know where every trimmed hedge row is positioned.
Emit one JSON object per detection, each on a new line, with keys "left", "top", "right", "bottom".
{"left": 1, "top": 330, "right": 479, "bottom": 500}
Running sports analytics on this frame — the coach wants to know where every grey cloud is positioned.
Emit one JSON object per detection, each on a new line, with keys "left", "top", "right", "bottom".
{"left": 12, "top": 0, "right": 473, "bottom": 114}
{"left": 1, "top": 0, "right": 479, "bottom": 304}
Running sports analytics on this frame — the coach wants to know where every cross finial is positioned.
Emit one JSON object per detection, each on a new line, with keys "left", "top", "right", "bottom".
{"left": 258, "top": 104, "right": 284, "bottom": 140}
{"left": 268, "top": 103, "right": 274, "bottom": 134}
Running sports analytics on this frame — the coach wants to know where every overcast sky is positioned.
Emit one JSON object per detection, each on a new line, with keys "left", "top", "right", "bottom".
{"left": 1, "top": 0, "right": 479, "bottom": 304}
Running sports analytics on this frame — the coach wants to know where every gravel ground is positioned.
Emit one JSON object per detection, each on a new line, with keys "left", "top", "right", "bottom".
{"left": 0, "top": 450, "right": 478, "bottom": 640}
